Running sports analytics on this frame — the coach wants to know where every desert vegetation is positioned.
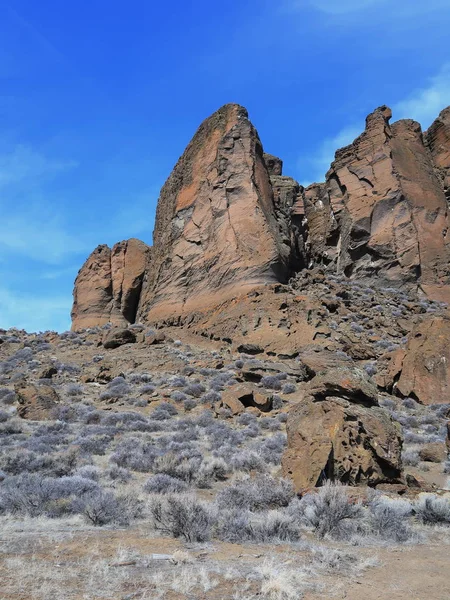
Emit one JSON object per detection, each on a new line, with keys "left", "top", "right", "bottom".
{"left": 0, "top": 323, "right": 449, "bottom": 599}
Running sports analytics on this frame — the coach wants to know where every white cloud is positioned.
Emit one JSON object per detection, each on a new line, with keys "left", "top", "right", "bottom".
{"left": 0, "top": 144, "right": 76, "bottom": 189}
{"left": 305, "top": 0, "right": 383, "bottom": 14}
{"left": 394, "top": 63, "right": 450, "bottom": 129}
{"left": 299, "top": 63, "right": 450, "bottom": 184}
{"left": 0, "top": 211, "right": 89, "bottom": 264}
{"left": 0, "top": 143, "right": 87, "bottom": 263}
{"left": 287, "top": 0, "right": 449, "bottom": 16}
{"left": 0, "top": 286, "right": 71, "bottom": 332}
{"left": 299, "top": 125, "right": 361, "bottom": 186}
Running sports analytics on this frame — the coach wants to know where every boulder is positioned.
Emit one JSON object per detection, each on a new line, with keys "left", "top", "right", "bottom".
{"left": 281, "top": 366, "right": 403, "bottom": 491}
{"left": 146, "top": 331, "right": 166, "bottom": 345}
{"left": 296, "top": 347, "right": 354, "bottom": 375}
{"left": 374, "top": 348, "right": 406, "bottom": 392}
{"left": 217, "top": 384, "right": 272, "bottom": 415}
{"left": 303, "top": 366, "right": 379, "bottom": 407}
{"left": 282, "top": 397, "right": 404, "bottom": 491}
{"left": 238, "top": 360, "right": 309, "bottom": 384}
{"left": 38, "top": 365, "right": 58, "bottom": 380}
{"left": 418, "top": 443, "right": 447, "bottom": 464}
{"left": 102, "top": 328, "right": 137, "bottom": 349}
{"left": 16, "top": 384, "right": 60, "bottom": 420}
{"left": 236, "top": 343, "right": 264, "bottom": 355}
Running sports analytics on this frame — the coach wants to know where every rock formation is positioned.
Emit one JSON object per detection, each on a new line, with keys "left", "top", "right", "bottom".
{"left": 72, "top": 238, "right": 150, "bottom": 330}
{"left": 426, "top": 106, "right": 450, "bottom": 205}
{"left": 71, "top": 102, "right": 450, "bottom": 332}
{"left": 16, "top": 383, "right": 60, "bottom": 420}
{"left": 282, "top": 368, "right": 404, "bottom": 491}
{"left": 102, "top": 327, "right": 137, "bottom": 349}
{"left": 376, "top": 316, "right": 450, "bottom": 405}
{"left": 300, "top": 107, "right": 450, "bottom": 297}
{"left": 136, "top": 103, "right": 290, "bottom": 322}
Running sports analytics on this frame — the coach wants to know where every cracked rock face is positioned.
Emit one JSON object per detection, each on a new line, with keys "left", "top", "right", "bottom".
{"left": 137, "top": 103, "right": 290, "bottom": 322}
{"left": 71, "top": 103, "right": 450, "bottom": 332}
{"left": 426, "top": 106, "right": 450, "bottom": 206}
{"left": 282, "top": 397, "right": 404, "bottom": 491}
{"left": 377, "top": 316, "right": 450, "bottom": 405}
{"left": 302, "top": 106, "right": 450, "bottom": 296}
{"left": 71, "top": 238, "right": 151, "bottom": 330}
{"left": 282, "top": 369, "right": 404, "bottom": 491}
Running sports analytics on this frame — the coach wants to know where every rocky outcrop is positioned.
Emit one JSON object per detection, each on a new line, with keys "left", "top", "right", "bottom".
{"left": 300, "top": 183, "right": 339, "bottom": 266}
{"left": 282, "top": 368, "right": 404, "bottom": 491}
{"left": 71, "top": 103, "right": 450, "bottom": 335}
{"left": 110, "top": 239, "right": 151, "bottom": 324}
{"left": 72, "top": 238, "right": 150, "bottom": 330}
{"left": 301, "top": 106, "right": 450, "bottom": 295}
{"left": 426, "top": 106, "right": 450, "bottom": 204}
{"left": 102, "top": 327, "right": 137, "bottom": 349}
{"left": 136, "top": 104, "right": 290, "bottom": 322}
{"left": 264, "top": 153, "right": 283, "bottom": 176}
{"left": 16, "top": 384, "right": 60, "bottom": 420}
{"left": 71, "top": 245, "right": 113, "bottom": 330}
{"left": 378, "top": 316, "right": 450, "bottom": 405}
{"left": 216, "top": 384, "right": 272, "bottom": 415}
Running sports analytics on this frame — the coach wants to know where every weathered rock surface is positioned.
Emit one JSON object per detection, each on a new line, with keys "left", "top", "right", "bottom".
{"left": 282, "top": 396, "right": 403, "bottom": 491}
{"left": 217, "top": 384, "right": 272, "bottom": 415}
{"left": 426, "top": 106, "right": 450, "bottom": 204}
{"left": 263, "top": 153, "right": 283, "bottom": 176}
{"left": 110, "top": 239, "right": 151, "bottom": 324}
{"left": 375, "top": 316, "right": 450, "bottom": 405}
{"left": 136, "top": 103, "right": 290, "bottom": 323}
{"left": 305, "top": 366, "right": 379, "bottom": 407}
{"left": 393, "top": 316, "right": 450, "bottom": 405}
{"left": 16, "top": 384, "right": 60, "bottom": 420}
{"left": 301, "top": 106, "right": 450, "bottom": 294}
{"left": 71, "top": 239, "right": 150, "bottom": 330}
{"left": 102, "top": 327, "right": 137, "bottom": 349}
{"left": 71, "top": 245, "right": 113, "bottom": 330}
{"left": 281, "top": 367, "right": 403, "bottom": 490}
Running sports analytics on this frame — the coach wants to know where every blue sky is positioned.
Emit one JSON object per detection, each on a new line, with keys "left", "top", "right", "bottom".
{"left": 1, "top": 0, "right": 449, "bottom": 332}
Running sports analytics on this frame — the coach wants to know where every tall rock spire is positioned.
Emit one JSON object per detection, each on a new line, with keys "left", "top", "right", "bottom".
{"left": 136, "top": 103, "right": 290, "bottom": 322}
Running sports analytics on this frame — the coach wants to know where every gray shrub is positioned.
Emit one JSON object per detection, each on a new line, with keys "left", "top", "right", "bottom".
{"left": 143, "top": 474, "right": 188, "bottom": 494}
{"left": 414, "top": 495, "right": 450, "bottom": 525}
{"left": 402, "top": 448, "right": 420, "bottom": 466}
{"left": 73, "top": 489, "right": 128, "bottom": 526}
{"left": 217, "top": 475, "right": 294, "bottom": 511}
{"left": 260, "top": 375, "right": 282, "bottom": 391}
{"left": 150, "top": 494, "right": 214, "bottom": 542}
{"left": 183, "top": 383, "right": 206, "bottom": 398}
{"left": 290, "top": 482, "right": 364, "bottom": 540}
{"left": 369, "top": 496, "right": 414, "bottom": 542}
{"left": 216, "top": 508, "right": 301, "bottom": 543}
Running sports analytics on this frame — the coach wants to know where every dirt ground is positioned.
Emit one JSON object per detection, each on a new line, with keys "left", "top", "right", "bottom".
{"left": 1, "top": 520, "right": 449, "bottom": 600}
